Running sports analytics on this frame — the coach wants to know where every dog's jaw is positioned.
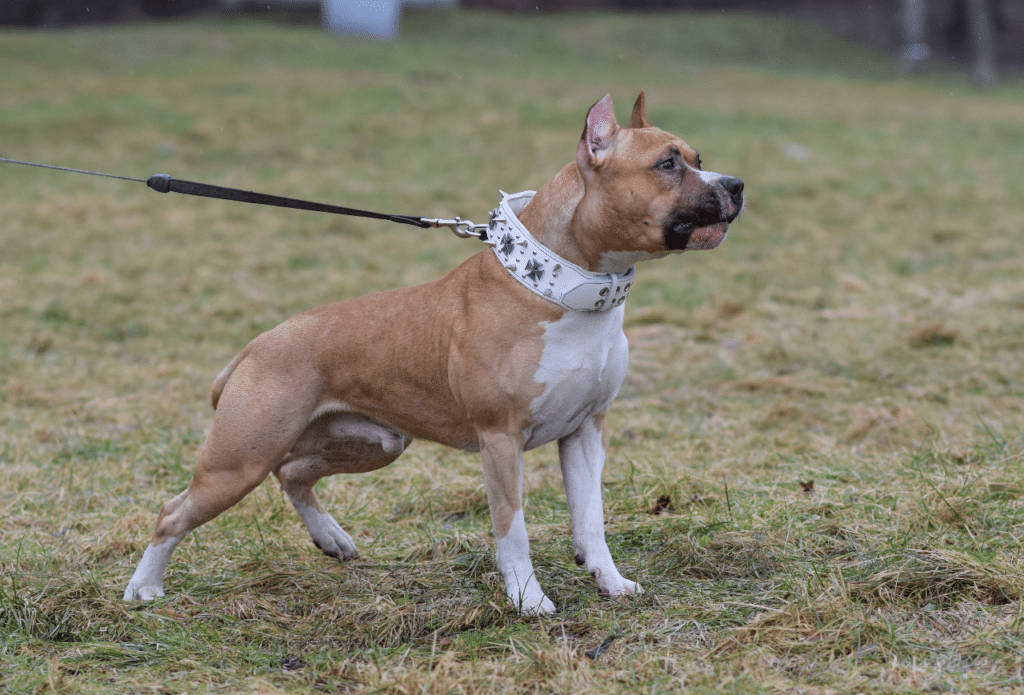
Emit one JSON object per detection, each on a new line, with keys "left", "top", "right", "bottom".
{"left": 682, "top": 221, "right": 730, "bottom": 251}
{"left": 663, "top": 216, "right": 731, "bottom": 252}
{"left": 597, "top": 249, "right": 672, "bottom": 274}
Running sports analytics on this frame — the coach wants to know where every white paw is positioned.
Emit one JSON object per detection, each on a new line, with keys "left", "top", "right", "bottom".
{"left": 593, "top": 567, "right": 643, "bottom": 598}
{"left": 512, "top": 591, "right": 557, "bottom": 616}
{"left": 123, "top": 538, "right": 180, "bottom": 602}
{"left": 123, "top": 582, "right": 164, "bottom": 602}
{"left": 289, "top": 496, "right": 359, "bottom": 560}
{"left": 506, "top": 582, "right": 557, "bottom": 616}
{"left": 309, "top": 514, "right": 359, "bottom": 560}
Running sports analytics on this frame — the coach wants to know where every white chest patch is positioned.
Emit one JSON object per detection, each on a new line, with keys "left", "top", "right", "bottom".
{"left": 524, "top": 306, "right": 629, "bottom": 450}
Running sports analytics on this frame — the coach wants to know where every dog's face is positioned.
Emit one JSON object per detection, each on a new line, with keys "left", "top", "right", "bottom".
{"left": 572, "top": 92, "right": 744, "bottom": 272}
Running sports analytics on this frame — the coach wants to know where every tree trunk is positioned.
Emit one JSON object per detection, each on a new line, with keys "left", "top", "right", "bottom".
{"left": 966, "top": 0, "right": 998, "bottom": 87}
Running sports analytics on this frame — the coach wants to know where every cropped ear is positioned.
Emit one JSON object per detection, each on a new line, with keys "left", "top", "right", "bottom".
{"left": 630, "top": 90, "right": 650, "bottom": 128}
{"left": 576, "top": 94, "right": 620, "bottom": 173}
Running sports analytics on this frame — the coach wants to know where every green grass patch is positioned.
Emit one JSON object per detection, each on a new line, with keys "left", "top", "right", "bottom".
{"left": 2, "top": 8, "right": 1024, "bottom": 694}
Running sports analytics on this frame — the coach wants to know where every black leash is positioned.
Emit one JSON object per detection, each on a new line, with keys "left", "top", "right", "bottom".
{"left": 144, "top": 173, "right": 429, "bottom": 228}
{"left": 1, "top": 156, "right": 491, "bottom": 237}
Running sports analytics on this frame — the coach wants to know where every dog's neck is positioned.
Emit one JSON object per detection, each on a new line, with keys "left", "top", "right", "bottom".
{"left": 516, "top": 163, "right": 604, "bottom": 273}
{"left": 491, "top": 188, "right": 634, "bottom": 313}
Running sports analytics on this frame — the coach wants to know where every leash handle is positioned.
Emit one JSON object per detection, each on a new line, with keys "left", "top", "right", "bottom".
{"left": 145, "top": 174, "right": 431, "bottom": 229}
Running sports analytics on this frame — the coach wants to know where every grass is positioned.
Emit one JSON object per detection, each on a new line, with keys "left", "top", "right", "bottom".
{"left": 2, "top": 7, "right": 1024, "bottom": 694}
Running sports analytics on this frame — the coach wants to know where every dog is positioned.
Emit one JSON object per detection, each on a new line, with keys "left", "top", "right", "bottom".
{"left": 123, "top": 92, "right": 744, "bottom": 615}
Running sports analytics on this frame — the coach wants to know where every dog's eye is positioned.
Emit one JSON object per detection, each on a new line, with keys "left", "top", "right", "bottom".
{"left": 696, "top": 155, "right": 703, "bottom": 169}
{"left": 658, "top": 159, "right": 676, "bottom": 171}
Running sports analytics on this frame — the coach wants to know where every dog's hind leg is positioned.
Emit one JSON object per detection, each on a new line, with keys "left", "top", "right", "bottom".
{"left": 124, "top": 359, "right": 317, "bottom": 601}
{"left": 123, "top": 437, "right": 287, "bottom": 600}
{"left": 274, "top": 413, "right": 409, "bottom": 560}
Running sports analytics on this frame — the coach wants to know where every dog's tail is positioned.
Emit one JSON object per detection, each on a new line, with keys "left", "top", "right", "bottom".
{"left": 210, "top": 345, "right": 253, "bottom": 410}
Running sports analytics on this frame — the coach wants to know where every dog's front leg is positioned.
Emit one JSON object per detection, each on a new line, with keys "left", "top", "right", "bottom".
{"left": 559, "top": 413, "right": 642, "bottom": 599}
{"left": 479, "top": 431, "right": 556, "bottom": 616}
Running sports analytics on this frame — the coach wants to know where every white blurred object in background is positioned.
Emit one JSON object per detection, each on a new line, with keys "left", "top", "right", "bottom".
{"left": 218, "top": 0, "right": 456, "bottom": 41}
{"left": 323, "top": 0, "right": 458, "bottom": 40}
{"left": 322, "top": 0, "right": 402, "bottom": 39}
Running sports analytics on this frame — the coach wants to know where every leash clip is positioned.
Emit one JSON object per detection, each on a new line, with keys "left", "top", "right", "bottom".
{"left": 423, "top": 217, "right": 494, "bottom": 242}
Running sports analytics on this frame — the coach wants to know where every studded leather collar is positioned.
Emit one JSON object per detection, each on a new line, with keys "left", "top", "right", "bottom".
{"left": 489, "top": 191, "right": 634, "bottom": 312}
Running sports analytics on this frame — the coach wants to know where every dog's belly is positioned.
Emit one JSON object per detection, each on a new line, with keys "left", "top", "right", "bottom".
{"left": 524, "top": 306, "right": 628, "bottom": 450}
{"left": 284, "top": 412, "right": 409, "bottom": 473}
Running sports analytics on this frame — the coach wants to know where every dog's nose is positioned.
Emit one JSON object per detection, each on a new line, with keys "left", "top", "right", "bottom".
{"left": 721, "top": 176, "right": 744, "bottom": 206}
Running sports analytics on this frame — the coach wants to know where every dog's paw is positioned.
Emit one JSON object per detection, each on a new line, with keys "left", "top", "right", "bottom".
{"left": 123, "top": 582, "right": 164, "bottom": 602}
{"left": 505, "top": 579, "right": 557, "bottom": 616}
{"left": 515, "top": 592, "right": 557, "bottom": 617}
{"left": 123, "top": 539, "right": 179, "bottom": 602}
{"left": 313, "top": 538, "right": 359, "bottom": 560}
{"left": 592, "top": 568, "right": 643, "bottom": 599}
{"left": 308, "top": 515, "right": 359, "bottom": 560}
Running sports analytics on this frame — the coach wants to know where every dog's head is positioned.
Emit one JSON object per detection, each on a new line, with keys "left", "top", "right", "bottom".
{"left": 573, "top": 92, "right": 744, "bottom": 272}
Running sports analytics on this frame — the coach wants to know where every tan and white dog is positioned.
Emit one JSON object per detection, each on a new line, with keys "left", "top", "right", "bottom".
{"left": 123, "top": 92, "right": 743, "bottom": 615}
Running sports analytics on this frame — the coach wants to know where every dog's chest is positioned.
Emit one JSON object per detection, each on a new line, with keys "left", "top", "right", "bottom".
{"left": 524, "top": 307, "right": 628, "bottom": 449}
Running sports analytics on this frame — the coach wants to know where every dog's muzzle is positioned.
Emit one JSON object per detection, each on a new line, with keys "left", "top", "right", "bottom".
{"left": 664, "top": 176, "right": 744, "bottom": 251}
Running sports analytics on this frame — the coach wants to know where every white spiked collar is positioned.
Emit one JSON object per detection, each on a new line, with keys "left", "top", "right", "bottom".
{"left": 487, "top": 191, "right": 635, "bottom": 312}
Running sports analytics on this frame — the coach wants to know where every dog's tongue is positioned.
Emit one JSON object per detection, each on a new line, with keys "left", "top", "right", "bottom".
{"left": 686, "top": 222, "right": 729, "bottom": 250}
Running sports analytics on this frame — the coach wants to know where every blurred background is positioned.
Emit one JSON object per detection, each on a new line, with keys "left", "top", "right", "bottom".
{"left": 2, "top": 0, "right": 1021, "bottom": 86}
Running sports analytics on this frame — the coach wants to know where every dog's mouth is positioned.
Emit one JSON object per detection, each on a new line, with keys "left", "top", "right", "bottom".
{"left": 685, "top": 221, "right": 729, "bottom": 250}
{"left": 664, "top": 200, "right": 742, "bottom": 251}
{"left": 664, "top": 215, "right": 732, "bottom": 251}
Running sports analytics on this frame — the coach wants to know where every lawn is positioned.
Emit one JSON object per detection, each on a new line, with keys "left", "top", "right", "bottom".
{"left": 1, "top": 8, "right": 1023, "bottom": 694}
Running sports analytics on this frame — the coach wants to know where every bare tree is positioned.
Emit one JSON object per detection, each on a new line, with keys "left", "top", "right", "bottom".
{"left": 966, "top": 0, "right": 998, "bottom": 87}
